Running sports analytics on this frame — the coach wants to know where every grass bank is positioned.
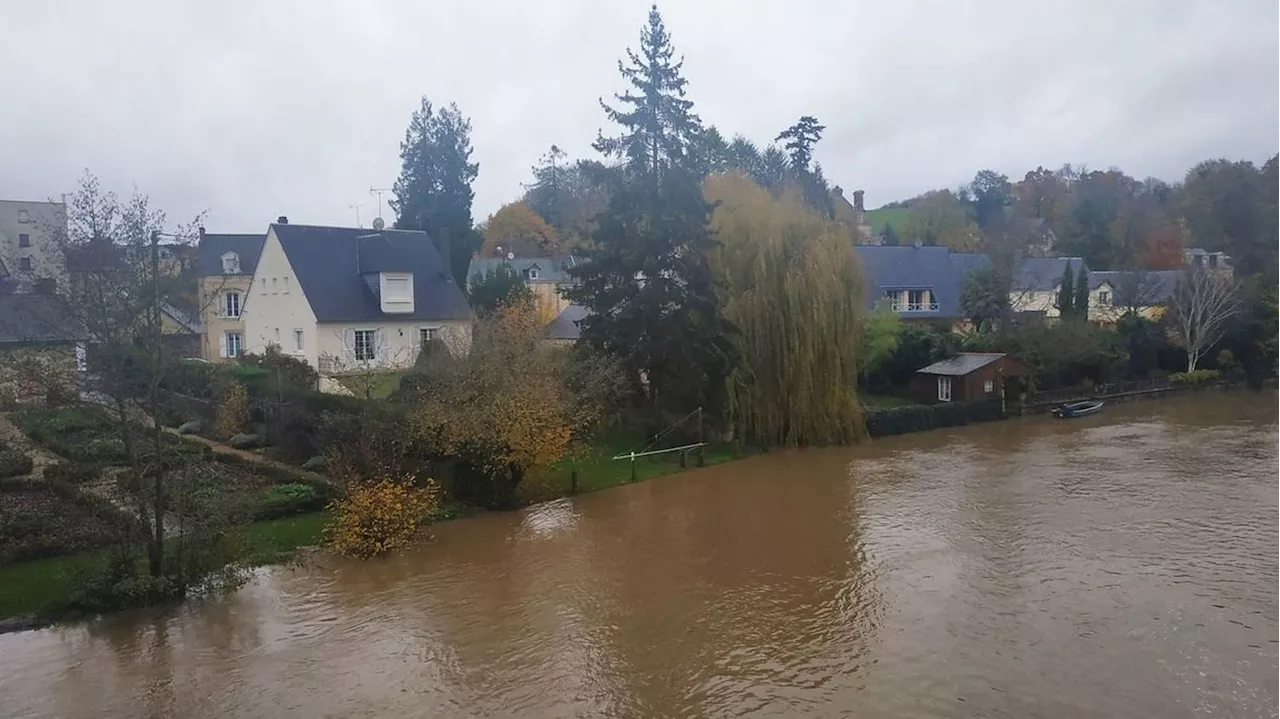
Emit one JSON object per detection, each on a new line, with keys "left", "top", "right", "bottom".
{"left": 0, "top": 512, "right": 330, "bottom": 622}
{"left": 1, "top": 436, "right": 751, "bottom": 624}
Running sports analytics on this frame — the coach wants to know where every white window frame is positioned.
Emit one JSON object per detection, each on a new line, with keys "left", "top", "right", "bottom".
{"left": 225, "top": 331, "right": 243, "bottom": 358}
{"left": 223, "top": 291, "right": 241, "bottom": 319}
{"left": 907, "top": 289, "right": 926, "bottom": 311}
{"left": 293, "top": 329, "right": 304, "bottom": 353}
{"left": 221, "top": 252, "right": 240, "bottom": 274}
{"left": 528, "top": 267, "right": 539, "bottom": 280}
{"left": 419, "top": 326, "right": 440, "bottom": 346}
{"left": 1098, "top": 290, "right": 1111, "bottom": 306}
{"left": 938, "top": 376, "right": 952, "bottom": 402}
{"left": 16, "top": 209, "right": 29, "bottom": 224}
{"left": 984, "top": 379, "right": 994, "bottom": 394}
{"left": 353, "top": 328, "right": 377, "bottom": 362}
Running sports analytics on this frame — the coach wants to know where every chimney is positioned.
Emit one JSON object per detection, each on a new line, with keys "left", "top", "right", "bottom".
{"left": 852, "top": 190, "right": 865, "bottom": 214}
{"left": 277, "top": 215, "right": 288, "bottom": 225}
{"left": 198, "top": 226, "right": 205, "bottom": 240}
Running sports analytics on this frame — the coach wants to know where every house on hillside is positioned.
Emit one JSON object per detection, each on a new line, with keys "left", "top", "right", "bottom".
{"left": 1008, "top": 256, "right": 1088, "bottom": 319}
{"left": 241, "top": 220, "right": 471, "bottom": 383}
{"left": 0, "top": 293, "right": 87, "bottom": 405}
{"left": 853, "top": 244, "right": 991, "bottom": 329}
{"left": 0, "top": 199, "right": 67, "bottom": 294}
{"left": 467, "top": 254, "right": 577, "bottom": 321}
{"left": 912, "top": 352, "right": 1032, "bottom": 405}
{"left": 195, "top": 229, "right": 265, "bottom": 361}
{"left": 1184, "top": 248, "right": 1232, "bottom": 275}
{"left": 1087, "top": 270, "right": 1183, "bottom": 324}
{"left": 832, "top": 187, "right": 877, "bottom": 244}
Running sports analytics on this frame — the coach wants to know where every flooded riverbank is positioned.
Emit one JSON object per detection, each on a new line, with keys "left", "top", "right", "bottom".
{"left": 2, "top": 392, "right": 1275, "bottom": 718}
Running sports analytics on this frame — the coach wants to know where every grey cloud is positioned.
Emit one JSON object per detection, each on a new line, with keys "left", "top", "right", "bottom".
{"left": 0, "top": 0, "right": 1274, "bottom": 232}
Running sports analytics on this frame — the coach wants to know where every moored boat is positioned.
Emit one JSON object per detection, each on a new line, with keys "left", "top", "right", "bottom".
{"left": 1053, "top": 400, "right": 1104, "bottom": 418}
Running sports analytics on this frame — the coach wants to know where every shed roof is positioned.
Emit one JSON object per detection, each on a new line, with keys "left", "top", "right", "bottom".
{"left": 466, "top": 255, "right": 578, "bottom": 285}
{"left": 0, "top": 294, "right": 87, "bottom": 344}
{"left": 545, "top": 303, "right": 588, "bottom": 340}
{"left": 916, "top": 352, "right": 1010, "bottom": 376}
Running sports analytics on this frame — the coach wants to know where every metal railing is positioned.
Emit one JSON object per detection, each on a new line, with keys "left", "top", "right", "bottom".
{"left": 1028, "top": 378, "right": 1173, "bottom": 405}
{"left": 889, "top": 301, "right": 940, "bottom": 312}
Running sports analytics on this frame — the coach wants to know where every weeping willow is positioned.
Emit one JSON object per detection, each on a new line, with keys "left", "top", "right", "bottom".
{"left": 706, "top": 173, "right": 866, "bottom": 447}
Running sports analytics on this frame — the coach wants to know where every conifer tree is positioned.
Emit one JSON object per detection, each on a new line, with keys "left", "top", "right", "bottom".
{"left": 566, "top": 5, "right": 735, "bottom": 416}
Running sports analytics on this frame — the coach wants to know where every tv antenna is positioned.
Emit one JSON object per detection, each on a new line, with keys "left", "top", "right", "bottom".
{"left": 369, "top": 187, "right": 393, "bottom": 228}
{"left": 349, "top": 203, "right": 363, "bottom": 228}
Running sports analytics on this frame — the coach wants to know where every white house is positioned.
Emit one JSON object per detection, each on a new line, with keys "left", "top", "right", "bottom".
{"left": 240, "top": 221, "right": 472, "bottom": 382}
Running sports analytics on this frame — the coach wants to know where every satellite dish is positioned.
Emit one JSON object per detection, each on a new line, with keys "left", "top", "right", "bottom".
{"left": 507, "top": 252, "right": 515, "bottom": 260}
{"left": 371, "top": 217, "right": 386, "bottom": 231}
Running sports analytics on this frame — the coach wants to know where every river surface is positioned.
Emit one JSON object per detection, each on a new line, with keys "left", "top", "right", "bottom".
{"left": 2, "top": 392, "right": 1276, "bottom": 718}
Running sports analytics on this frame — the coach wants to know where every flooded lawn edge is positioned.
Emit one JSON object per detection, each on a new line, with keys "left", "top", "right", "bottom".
{"left": 0, "top": 444, "right": 756, "bottom": 631}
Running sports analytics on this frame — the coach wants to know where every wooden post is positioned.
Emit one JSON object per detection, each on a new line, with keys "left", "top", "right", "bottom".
{"left": 570, "top": 470, "right": 578, "bottom": 495}
{"left": 630, "top": 452, "right": 636, "bottom": 482}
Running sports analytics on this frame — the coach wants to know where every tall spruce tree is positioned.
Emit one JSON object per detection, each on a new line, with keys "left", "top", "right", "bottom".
{"left": 566, "top": 4, "right": 735, "bottom": 416}
{"left": 1056, "top": 261, "right": 1076, "bottom": 319}
{"left": 390, "top": 98, "right": 480, "bottom": 286}
{"left": 776, "top": 116, "right": 826, "bottom": 171}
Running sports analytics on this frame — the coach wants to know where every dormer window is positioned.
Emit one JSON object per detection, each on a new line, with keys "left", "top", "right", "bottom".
{"left": 380, "top": 272, "right": 414, "bottom": 314}
{"left": 528, "top": 267, "right": 539, "bottom": 280}
{"left": 221, "top": 252, "right": 240, "bottom": 274}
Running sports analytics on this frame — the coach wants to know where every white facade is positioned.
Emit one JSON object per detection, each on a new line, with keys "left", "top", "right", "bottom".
{"left": 0, "top": 200, "right": 66, "bottom": 289}
{"left": 242, "top": 227, "right": 469, "bottom": 376}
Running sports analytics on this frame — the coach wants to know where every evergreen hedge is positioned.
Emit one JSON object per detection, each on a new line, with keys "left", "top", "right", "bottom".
{"left": 864, "top": 399, "right": 1005, "bottom": 438}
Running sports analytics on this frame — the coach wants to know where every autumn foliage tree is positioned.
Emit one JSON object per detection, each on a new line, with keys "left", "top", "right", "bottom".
{"left": 479, "top": 202, "right": 560, "bottom": 258}
{"left": 705, "top": 173, "right": 865, "bottom": 446}
{"left": 1139, "top": 222, "right": 1188, "bottom": 270}
{"left": 409, "top": 301, "right": 619, "bottom": 507}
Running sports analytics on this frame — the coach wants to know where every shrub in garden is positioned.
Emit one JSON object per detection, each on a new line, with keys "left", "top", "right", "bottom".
{"left": 323, "top": 472, "right": 440, "bottom": 559}
{"left": 1168, "top": 369, "right": 1221, "bottom": 386}
{"left": 42, "top": 462, "right": 98, "bottom": 484}
{"left": 0, "top": 449, "right": 33, "bottom": 478}
{"left": 253, "top": 482, "right": 324, "bottom": 520}
{"left": 863, "top": 400, "right": 1005, "bottom": 438}
{"left": 216, "top": 381, "right": 249, "bottom": 438}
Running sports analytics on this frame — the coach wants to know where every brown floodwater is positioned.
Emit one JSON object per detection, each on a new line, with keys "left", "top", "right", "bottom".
{"left": 1, "top": 392, "right": 1276, "bottom": 718}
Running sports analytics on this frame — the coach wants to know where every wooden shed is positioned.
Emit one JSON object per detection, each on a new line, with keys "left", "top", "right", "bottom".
{"left": 912, "top": 352, "right": 1032, "bottom": 405}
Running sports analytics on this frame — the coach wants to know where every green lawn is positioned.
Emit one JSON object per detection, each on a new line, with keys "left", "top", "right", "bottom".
{"left": 524, "top": 432, "right": 748, "bottom": 498}
{"left": 334, "top": 372, "right": 404, "bottom": 399}
{"left": 0, "top": 511, "right": 330, "bottom": 622}
{"left": 864, "top": 207, "right": 910, "bottom": 233}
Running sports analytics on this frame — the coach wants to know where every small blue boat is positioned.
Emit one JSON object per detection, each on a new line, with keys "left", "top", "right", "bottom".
{"left": 1053, "top": 400, "right": 1104, "bottom": 418}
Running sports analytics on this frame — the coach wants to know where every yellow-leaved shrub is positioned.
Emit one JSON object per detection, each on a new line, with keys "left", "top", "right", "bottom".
{"left": 323, "top": 472, "right": 439, "bottom": 559}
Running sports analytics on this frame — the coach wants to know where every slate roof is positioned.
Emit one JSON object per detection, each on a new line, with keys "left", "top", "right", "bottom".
{"left": 545, "top": 304, "right": 588, "bottom": 341}
{"left": 0, "top": 294, "right": 87, "bottom": 344}
{"left": 1090, "top": 270, "right": 1183, "bottom": 304}
{"left": 195, "top": 233, "right": 265, "bottom": 277}
{"left": 1012, "top": 256, "right": 1088, "bottom": 291}
{"left": 852, "top": 245, "right": 990, "bottom": 317}
{"left": 466, "top": 255, "right": 578, "bottom": 286}
{"left": 271, "top": 223, "right": 471, "bottom": 323}
{"left": 916, "top": 352, "right": 1007, "bottom": 376}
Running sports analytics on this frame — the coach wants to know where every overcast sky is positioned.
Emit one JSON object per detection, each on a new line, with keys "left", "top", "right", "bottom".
{"left": 2, "top": 1, "right": 1276, "bottom": 233}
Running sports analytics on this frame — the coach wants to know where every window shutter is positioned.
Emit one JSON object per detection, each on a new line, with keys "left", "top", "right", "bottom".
{"left": 376, "top": 329, "right": 387, "bottom": 361}
{"left": 344, "top": 329, "right": 356, "bottom": 358}
{"left": 219, "top": 333, "right": 228, "bottom": 358}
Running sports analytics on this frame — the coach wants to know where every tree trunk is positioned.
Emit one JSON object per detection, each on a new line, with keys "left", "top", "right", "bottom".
{"left": 1187, "top": 348, "right": 1199, "bottom": 373}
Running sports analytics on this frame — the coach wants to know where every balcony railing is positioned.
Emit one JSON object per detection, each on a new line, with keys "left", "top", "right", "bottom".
{"left": 889, "top": 301, "right": 940, "bottom": 312}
